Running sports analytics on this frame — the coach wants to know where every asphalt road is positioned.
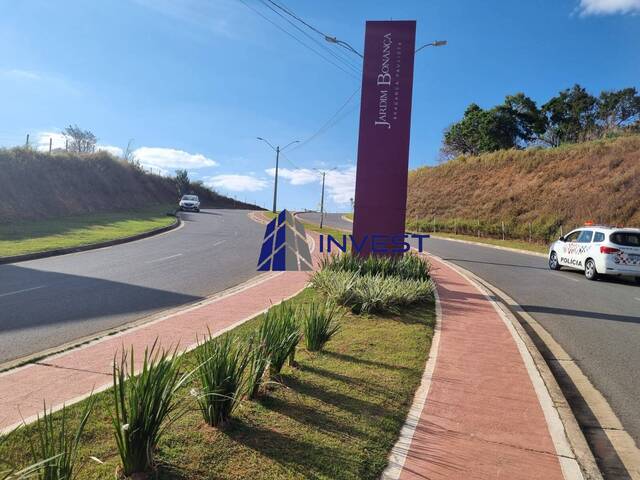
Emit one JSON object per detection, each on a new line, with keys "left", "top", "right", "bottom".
{"left": 0, "top": 209, "right": 264, "bottom": 365}
{"left": 299, "top": 212, "right": 640, "bottom": 446}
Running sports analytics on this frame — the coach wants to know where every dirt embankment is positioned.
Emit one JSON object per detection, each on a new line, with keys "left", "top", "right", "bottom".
{"left": 0, "top": 149, "right": 258, "bottom": 223}
{"left": 406, "top": 135, "right": 640, "bottom": 241}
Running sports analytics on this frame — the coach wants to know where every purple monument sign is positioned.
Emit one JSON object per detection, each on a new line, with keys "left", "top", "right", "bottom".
{"left": 352, "top": 20, "right": 416, "bottom": 256}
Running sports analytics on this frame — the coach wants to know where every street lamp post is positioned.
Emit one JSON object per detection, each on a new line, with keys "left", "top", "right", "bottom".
{"left": 415, "top": 40, "right": 447, "bottom": 54}
{"left": 257, "top": 137, "right": 299, "bottom": 213}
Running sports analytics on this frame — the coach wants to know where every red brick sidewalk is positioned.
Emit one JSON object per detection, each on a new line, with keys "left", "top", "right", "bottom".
{"left": 384, "top": 256, "right": 583, "bottom": 480}
{"left": 0, "top": 267, "right": 311, "bottom": 434}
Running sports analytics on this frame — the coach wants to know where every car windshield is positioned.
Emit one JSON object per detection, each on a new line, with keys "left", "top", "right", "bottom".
{"left": 610, "top": 232, "right": 640, "bottom": 247}
{"left": 182, "top": 196, "right": 198, "bottom": 201}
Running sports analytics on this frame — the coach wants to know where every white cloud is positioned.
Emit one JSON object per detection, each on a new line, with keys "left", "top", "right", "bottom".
{"left": 266, "top": 166, "right": 356, "bottom": 205}
{"left": 132, "top": 147, "right": 218, "bottom": 170}
{"left": 97, "top": 145, "right": 124, "bottom": 157}
{"left": 206, "top": 174, "right": 268, "bottom": 192}
{"left": 36, "top": 132, "right": 66, "bottom": 151}
{"left": 1, "top": 69, "right": 41, "bottom": 81}
{"left": 578, "top": 0, "right": 640, "bottom": 15}
{"left": 325, "top": 166, "right": 356, "bottom": 205}
{"left": 265, "top": 167, "right": 320, "bottom": 185}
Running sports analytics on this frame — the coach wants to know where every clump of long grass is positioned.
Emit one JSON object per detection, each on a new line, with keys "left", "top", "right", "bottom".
{"left": 245, "top": 333, "right": 270, "bottom": 400}
{"left": 311, "top": 270, "right": 433, "bottom": 314}
{"left": 23, "top": 399, "right": 94, "bottom": 480}
{"left": 112, "top": 341, "right": 189, "bottom": 478}
{"left": 258, "top": 303, "right": 301, "bottom": 376}
{"left": 320, "top": 252, "right": 430, "bottom": 281}
{"left": 194, "top": 334, "right": 249, "bottom": 428}
{"left": 302, "top": 301, "right": 341, "bottom": 352}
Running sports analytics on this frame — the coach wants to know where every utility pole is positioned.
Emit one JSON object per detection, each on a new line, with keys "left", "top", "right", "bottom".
{"left": 25, "top": 134, "right": 29, "bottom": 148}
{"left": 257, "top": 137, "right": 299, "bottom": 213}
{"left": 49, "top": 137, "right": 52, "bottom": 154}
{"left": 272, "top": 145, "right": 280, "bottom": 213}
{"left": 319, "top": 171, "right": 326, "bottom": 229}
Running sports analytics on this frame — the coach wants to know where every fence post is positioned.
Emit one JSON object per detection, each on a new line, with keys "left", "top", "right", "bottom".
{"left": 560, "top": 225, "right": 563, "bottom": 237}
{"left": 529, "top": 222, "right": 532, "bottom": 243}
{"left": 477, "top": 219, "right": 480, "bottom": 238}
{"left": 454, "top": 219, "right": 457, "bottom": 235}
{"left": 433, "top": 216, "right": 436, "bottom": 233}
{"left": 501, "top": 221, "right": 505, "bottom": 241}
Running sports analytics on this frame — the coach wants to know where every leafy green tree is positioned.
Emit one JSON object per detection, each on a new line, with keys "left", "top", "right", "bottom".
{"left": 598, "top": 87, "right": 640, "bottom": 133}
{"left": 497, "top": 93, "right": 547, "bottom": 145}
{"left": 175, "top": 169, "right": 190, "bottom": 196}
{"left": 541, "top": 84, "right": 598, "bottom": 146}
{"left": 443, "top": 104, "right": 519, "bottom": 156}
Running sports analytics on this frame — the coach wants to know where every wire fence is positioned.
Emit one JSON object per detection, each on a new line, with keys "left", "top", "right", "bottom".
{"left": 407, "top": 217, "right": 568, "bottom": 245}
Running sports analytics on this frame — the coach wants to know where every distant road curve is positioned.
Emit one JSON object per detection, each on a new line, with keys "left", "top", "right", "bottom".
{"left": 0, "top": 209, "right": 264, "bottom": 365}
{"left": 298, "top": 212, "right": 640, "bottom": 448}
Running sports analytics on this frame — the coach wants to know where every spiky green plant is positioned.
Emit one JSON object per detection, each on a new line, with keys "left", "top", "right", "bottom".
{"left": 311, "top": 270, "right": 434, "bottom": 314}
{"left": 111, "top": 341, "right": 189, "bottom": 477}
{"left": 258, "top": 303, "right": 301, "bottom": 376}
{"left": 24, "top": 398, "right": 94, "bottom": 480}
{"left": 195, "top": 334, "right": 250, "bottom": 427}
{"left": 245, "top": 333, "right": 270, "bottom": 400}
{"left": 320, "top": 252, "right": 430, "bottom": 281}
{"left": 302, "top": 301, "right": 341, "bottom": 352}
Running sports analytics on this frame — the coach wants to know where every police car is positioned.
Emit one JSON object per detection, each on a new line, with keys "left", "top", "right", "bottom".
{"left": 548, "top": 225, "right": 640, "bottom": 282}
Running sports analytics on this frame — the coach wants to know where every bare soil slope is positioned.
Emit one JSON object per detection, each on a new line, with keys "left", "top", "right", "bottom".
{"left": 407, "top": 135, "right": 640, "bottom": 240}
{"left": 0, "top": 149, "right": 257, "bottom": 222}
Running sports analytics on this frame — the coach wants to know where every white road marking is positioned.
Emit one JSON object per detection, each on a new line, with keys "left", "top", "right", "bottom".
{"left": 145, "top": 253, "right": 183, "bottom": 264}
{"left": 212, "top": 240, "right": 226, "bottom": 247}
{"left": 560, "top": 274, "right": 580, "bottom": 283}
{"left": 635, "top": 297, "right": 640, "bottom": 302}
{"left": 0, "top": 285, "right": 46, "bottom": 298}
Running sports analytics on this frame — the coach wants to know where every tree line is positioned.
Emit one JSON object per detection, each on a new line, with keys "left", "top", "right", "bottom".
{"left": 441, "top": 85, "right": 640, "bottom": 159}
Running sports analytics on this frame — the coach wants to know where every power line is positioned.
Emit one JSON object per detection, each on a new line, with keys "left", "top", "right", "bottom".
{"left": 237, "top": 0, "right": 359, "bottom": 80}
{"left": 257, "top": 0, "right": 361, "bottom": 75}
{"left": 290, "top": 87, "right": 360, "bottom": 152}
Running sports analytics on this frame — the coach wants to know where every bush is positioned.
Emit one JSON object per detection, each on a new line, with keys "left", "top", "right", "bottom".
{"left": 111, "top": 342, "right": 189, "bottom": 477}
{"left": 195, "top": 334, "right": 249, "bottom": 427}
{"left": 245, "top": 333, "right": 270, "bottom": 400}
{"left": 302, "top": 301, "right": 341, "bottom": 352}
{"left": 24, "top": 399, "right": 94, "bottom": 480}
{"left": 258, "top": 304, "right": 301, "bottom": 376}
{"left": 320, "top": 252, "right": 430, "bottom": 281}
{"left": 311, "top": 270, "right": 434, "bottom": 314}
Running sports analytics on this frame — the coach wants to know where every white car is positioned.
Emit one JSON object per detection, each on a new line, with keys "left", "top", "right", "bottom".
{"left": 548, "top": 225, "right": 640, "bottom": 282}
{"left": 179, "top": 194, "right": 200, "bottom": 212}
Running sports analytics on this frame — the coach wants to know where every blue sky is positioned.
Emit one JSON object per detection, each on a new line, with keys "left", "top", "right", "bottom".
{"left": 1, "top": 0, "right": 639, "bottom": 211}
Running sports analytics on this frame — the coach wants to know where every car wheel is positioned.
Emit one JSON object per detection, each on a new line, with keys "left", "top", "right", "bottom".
{"left": 548, "top": 251, "right": 561, "bottom": 270}
{"left": 634, "top": 276, "right": 640, "bottom": 285}
{"left": 584, "top": 258, "right": 598, "bottom": 280}
{"left": 196, "top": 208, "right": 200, "bottom": 213}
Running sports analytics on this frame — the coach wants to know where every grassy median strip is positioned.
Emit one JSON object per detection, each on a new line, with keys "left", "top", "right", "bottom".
{"left": 0, "top": 287, "right": 434, "bottom": 480}
{"left": 0, "top": 205, "right": 176, "bottom": 258}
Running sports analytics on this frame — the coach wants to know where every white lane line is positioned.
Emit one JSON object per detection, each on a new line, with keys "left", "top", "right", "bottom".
{"left": 212, "top": 240, "right": 226, "bottom": 247}
{"left": 0, "top": 285, "right": 46, "bottom": 298}
{"left": 635, "top": 297, "right": 640, "bottom": 302}
{"left": 145, "top": 253, "right": 183, "bottom": 264}
{"left": 560, "top": 274, "right": 580, "bottom": 283}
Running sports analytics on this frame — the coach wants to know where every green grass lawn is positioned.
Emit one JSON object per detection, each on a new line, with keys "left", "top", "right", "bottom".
{"left": 0, "top": 288, "right": 434, "bottom": 480}
{"left": 427, "top": 232, "right": 548, "bottom": 254}
{"left": 0, "top": 205, "right": 176, "bottom": 258}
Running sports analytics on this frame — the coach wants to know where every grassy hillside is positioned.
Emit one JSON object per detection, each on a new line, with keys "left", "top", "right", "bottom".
{"left": 0, "top": 148, "right": 257, "bottom": 223}
{"left": 407, "top": 135, "right": 640, "bottom": 242}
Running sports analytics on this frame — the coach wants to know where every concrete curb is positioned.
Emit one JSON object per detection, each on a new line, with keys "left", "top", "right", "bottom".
{"left": 341, "top": 214, "right": 353, "bottom": 223}
{"left": 436, "top": 257, "right": 603, "bottom": 480}
{"left": 0, "top": 211, "right": 181, "bottom": 265}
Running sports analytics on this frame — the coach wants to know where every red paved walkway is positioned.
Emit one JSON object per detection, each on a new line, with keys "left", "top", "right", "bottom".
{"left": 395, "top": 257, "right": 567, "bottom": 480}
{"left": 0, "top": 268, "right": 311, "bottom": 433}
